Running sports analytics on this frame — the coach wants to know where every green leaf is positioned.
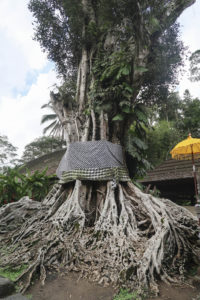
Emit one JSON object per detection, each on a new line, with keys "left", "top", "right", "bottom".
{"left": 119, "top": 100, "right": 130, "bottom": 107}
{"left": 41, "top": 114, "right": 57, "bottom": 124}
{"left": 34, "top": 182, "right": 43, "bottom": 187}
{"left": 122, "top": 106, "right": 131, "bottom": 114}
{"left": 135, "top": 109, "right": 148, "bottom": 123}
{"left": 135, "top": 66, "right": 148, "bottom": 73}
{"left": 132, "top": 136, "right": 148, "bottom": 150}
{"left": 112, "top": 114, "right": 124, "bottom": 121}
{"left": 125, "top": 86, "right": 133, "bottom": 93}
{"left": 150, "top": 17, "right": 160, "bottom": 32}
{"left": 121, "top": 66, "right": 130, "bottom": 75}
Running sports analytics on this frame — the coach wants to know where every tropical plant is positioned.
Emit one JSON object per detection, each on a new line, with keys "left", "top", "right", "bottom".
{"left": 41, "top": 80, "right": 76, "bottom": 138}
{"left": 41, "top": 102, "right": 64, "bottom": 137}
{"left": 0, "top": 167, "right": 56, "bottom": 207}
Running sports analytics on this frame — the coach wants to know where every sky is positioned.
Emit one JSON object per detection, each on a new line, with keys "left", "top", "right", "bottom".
{"left": 0, "top": 0, "right": 200, "bottom": 158}
{"left": 0, "top": 0, "right": 58, "bottom": 157}
{"left": 178, "top": 0, "right": 200, "bottom": 97}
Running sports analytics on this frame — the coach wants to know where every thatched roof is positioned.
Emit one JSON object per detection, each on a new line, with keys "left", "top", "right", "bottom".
{"left": 140, "top": 159, "right": 200, "bottom": 184}
{"left": 21, "top": 149, "right": 66, "bottom": 176}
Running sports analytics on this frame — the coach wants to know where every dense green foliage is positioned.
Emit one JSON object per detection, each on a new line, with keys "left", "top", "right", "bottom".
{"left": 0, "top": 167, "right": 56, "bottom": 207}
{"left": 138, "top": 23, "right": 185, "bottom": 106}
{"left": 146, "top": 120, "right": 181, "bottom": 166}
{"left": 178, "top": 97, "right": 200, "bottom": 137}
{"left": 125, "top": 104, "right": 151, "bottom": 177}
{"left": 146, "top": 90, "right": 200, "bottom": 167}
{"left": 21, "top": 136, "right": 66, "bottom": 163}
{"left": 28, "top": 0, "right": 193, "bottom": 176}
{"left": 29, "top": 1, "right": 185, "bottom": 83}
{"left": 28, "top": 0, "right": 186, "bottom": 116}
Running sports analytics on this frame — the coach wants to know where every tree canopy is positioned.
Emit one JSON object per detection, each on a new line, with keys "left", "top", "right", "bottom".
{"left": 29, "top": 0, "right": 193, "bottom": 176}
{"left": 21, "top": 136, "right": 66, "bottom": 163}
{"left": 0, "top": 134, "right": 18, "bottom": 171}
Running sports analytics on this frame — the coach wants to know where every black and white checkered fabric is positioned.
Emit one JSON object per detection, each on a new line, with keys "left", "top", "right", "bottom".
{"left": 56, "top": 140, "right": 130, "bottom": 183}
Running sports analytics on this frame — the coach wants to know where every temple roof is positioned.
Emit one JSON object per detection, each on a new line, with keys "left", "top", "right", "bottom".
{"left": 140, "top": 158, "right": 200, "bottom": 184}
{"left": 21, "top": 149, "right": 66, "bottom": 176}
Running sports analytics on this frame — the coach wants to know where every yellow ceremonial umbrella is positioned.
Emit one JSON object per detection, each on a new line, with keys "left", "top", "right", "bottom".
{"left": 170, "top": 133, "right": 200, "bottom": 200}
{"left": 170, "top": 133, "right": 200, "bottom": 226}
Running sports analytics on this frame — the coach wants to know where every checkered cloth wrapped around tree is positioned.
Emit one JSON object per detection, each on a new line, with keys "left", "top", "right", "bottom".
{"left": 56, "top": 140, "right": 130, "bottom": 184}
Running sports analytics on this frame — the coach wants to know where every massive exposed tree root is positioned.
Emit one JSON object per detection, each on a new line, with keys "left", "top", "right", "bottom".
{"left": 0, "top": 181, "right": 199, "bottom": 294}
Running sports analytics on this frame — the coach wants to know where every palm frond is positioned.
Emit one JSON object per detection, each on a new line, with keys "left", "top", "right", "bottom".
{"left": 43, "top": 120, "right": 57, "bottom": 134}
{"left": 49, "top": 122, "right": 64, "bottom": 138}
{"left": 41, "top": 102, "right": 52, "bottom": 109}
{"left": 41, "top": 114, "right": 57, "bottom": 124}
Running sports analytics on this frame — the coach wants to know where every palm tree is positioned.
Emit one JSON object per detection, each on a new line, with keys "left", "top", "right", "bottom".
{"left": 41, "top": 81, "right": 76, "bottom": 139}
{"left": 41, "top": 102, "right": 64, "bottom": 139}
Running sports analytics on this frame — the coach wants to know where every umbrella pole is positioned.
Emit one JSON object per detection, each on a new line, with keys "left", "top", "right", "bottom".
{"left": 192, "top": 148, "right": 200, "bottom": 235}
{"left": 191, "top": 148, "right": 199, "bottom": 202}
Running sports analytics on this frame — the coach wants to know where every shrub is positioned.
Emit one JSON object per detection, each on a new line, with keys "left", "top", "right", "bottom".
{"left": 0, "top": 167, "right": 56, "bottom": 206}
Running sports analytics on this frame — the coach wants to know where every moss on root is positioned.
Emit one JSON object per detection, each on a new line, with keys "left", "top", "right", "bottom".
{"left": 0, "top": 264, "right": 28, "bottom": 281}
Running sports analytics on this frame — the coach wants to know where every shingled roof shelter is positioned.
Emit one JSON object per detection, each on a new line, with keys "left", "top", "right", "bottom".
{"left": 21, "top": 149, "right": 66, "bottom": 176}
{"left": 140, "top": 159, "right": 200, "bottom": 205}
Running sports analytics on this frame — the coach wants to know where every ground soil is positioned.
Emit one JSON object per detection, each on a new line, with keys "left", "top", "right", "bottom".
{"left": 151, "top": 281, "right": 200, "bottom": 300}
{"left": 27, "top": 206, "right": 200, "bottom": 300}
{"left": 27, "top": 272, "right": 116, "bottom": 300}
{"left": 27, "top": 272, "right": 200, "bottom": 300}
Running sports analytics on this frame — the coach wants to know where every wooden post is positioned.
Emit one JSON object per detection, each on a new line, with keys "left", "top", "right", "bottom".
{"left": 191, "top": 146, "right": 200, "bottom": 236}
{"left": 197, "top": 169, "right": 200, "bottom": 201}
{"left": 191, "top": 146, "right": 199, "bottom": 202}
{"left": 196, "top": 169, "right": 200, "bottom": 238}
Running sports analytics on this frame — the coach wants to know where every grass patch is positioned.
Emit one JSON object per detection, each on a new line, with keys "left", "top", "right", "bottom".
{"left": 0, "top": 264, "right": 28, "bottom": 281}
{"left": 113, "top": 289, "right": 143, "bottom": 300}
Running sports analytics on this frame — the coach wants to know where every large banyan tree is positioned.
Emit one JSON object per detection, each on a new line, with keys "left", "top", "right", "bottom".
{"left": 0, "top": 0, "right": 199, "bottom": 295}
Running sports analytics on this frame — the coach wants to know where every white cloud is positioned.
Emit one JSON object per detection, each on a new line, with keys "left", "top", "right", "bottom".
{"left": 0, "top": 0, "right": 46, "bottom": 70}
{"left": 178, "top": 1, "right": 200, "bottom": 98}
{"left": 0, "top": 0, "right": 48, "bottom": 98}
{"left": 178, "top": 1, "right": 200, "bottom": 53}
{"left": 0, "top": 0, "right": 59, "bottom": 158}
{"left": 0, "top": 70, "right": 58, "bottom": 157}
